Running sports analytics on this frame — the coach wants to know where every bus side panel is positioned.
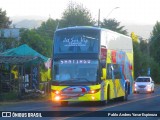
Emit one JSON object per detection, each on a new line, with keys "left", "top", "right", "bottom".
{"left": 106, "top": 50, "right": 133, "bottom": 99}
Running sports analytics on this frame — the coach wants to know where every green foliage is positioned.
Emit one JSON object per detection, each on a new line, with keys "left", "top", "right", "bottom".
{"left": 101, "top": 19, "right": 128, "bottom": 35}
{"left": 151, "top": 21, "right": 160, "bottom": 37}
{"left": 0, "top": 38, "right": 19, "bottom": 52}
{"left": 36, "top": 18, "right": 59, "bottom": 39}
{"left": 133, "top": 40, "right": 160, "bottom": 83}
{"left": 139, "top": 40, "right": 148, "bottom": 55}
{"left": 148, "top": 21, "right": 160, "bottom": 83}
{"left": 20, "top": 29, "right": 52, "bottom": 57}
{"left": 133, "top": 42, "right": 142, "bottom": 77}
{"left": 150, "top": 21, "right": 160, "bottom": 64}
{"left": 0, "top": 8, "right": 12, "bottom": 28}
{"left": 0, "top": 92, "right": 17, "bottom": 101}
{"left": 149, "top": 58, "right": 160, "bottom": 83}
{"left": 60, "top": 2, "right": 95, "bottom": 28}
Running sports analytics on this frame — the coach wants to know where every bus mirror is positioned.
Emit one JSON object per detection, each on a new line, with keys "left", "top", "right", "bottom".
{"left": 101, "top": 68, "right": 106, "bottom": 80}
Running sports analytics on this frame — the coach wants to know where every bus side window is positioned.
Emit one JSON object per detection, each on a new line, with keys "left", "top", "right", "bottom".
{"left": 113, "top": 64, "right": 122, "bottom": 79}
{"left": 107, "top": 64, "right": 112, "bottom": 79}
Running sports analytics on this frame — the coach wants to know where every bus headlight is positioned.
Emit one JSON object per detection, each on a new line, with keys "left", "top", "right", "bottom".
{"left": 88, "top": 89, "right": 100, "bottom": 94}
{"left": 91, "top": 96, "right": 95, "bottom": 100}
{"left": 52, "top": 90, "right": 61, "bottom": 95}
{"left": 55, "top": 96, "right": 61, "bottom": 101}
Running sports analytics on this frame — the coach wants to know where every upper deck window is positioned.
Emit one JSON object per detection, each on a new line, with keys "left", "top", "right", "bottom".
{"left": 54, "top": 29, "right": 100, "bottom": 54}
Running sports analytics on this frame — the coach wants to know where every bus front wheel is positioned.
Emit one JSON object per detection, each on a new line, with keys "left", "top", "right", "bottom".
{"left": 99, "top": 85, "right": 110, "bottom": 105}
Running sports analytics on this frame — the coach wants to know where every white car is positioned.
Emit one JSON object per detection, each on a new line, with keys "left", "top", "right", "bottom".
{"left": 134, "top": 76, "right": 155, "bottom": 93}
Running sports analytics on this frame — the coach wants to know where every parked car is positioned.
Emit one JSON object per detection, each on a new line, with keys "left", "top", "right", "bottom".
{"left": 134, "top": 76, "right": 154, "bottom": 93}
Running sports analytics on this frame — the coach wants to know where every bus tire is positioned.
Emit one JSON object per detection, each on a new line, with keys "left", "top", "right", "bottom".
{"left": 124, "top": 87, "right": 128, "bottom": 101}
{"left": 60, "top": 101, "right": 68, "bottom": 106}
{"left": 99, "top": 101, "right": 106, "bottom": 106}
{"left": 107, "top": 85, "right": 110, "bottom": 103}
{"left": 119, "top": 84, "right": 128, "bottom": 101}
{"left": 124, "top": 83, "right": 128, "bottom": 101}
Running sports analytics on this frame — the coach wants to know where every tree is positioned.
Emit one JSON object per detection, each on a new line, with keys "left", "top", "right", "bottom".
{"left": 150, "top": 21, "right": 160, "bottom": 64}
{"left": 20, "top": 29, "right": 52, "bottom": 57}
{"left": 60, "top": 2, "right": 95, "bottom": 28}
{"left": 0, "top": 38, "right": 19, "bottom": 52}
{"left": 101, "top": 18, "right": 128, "bottom": 35}
{"left": 131, "top": 31, "right": 160, "bottom": 83}
{"left": 37, "top": 18, "right": 59, "bottom": 39}
{"left": 149, "top": 21, "right": 160, "bottom": 83}
{"left": 139, "top": 40, "right": 148, "bottom": 54}
{"left": 0, "top": 8, "right": 12, "bottom": 28}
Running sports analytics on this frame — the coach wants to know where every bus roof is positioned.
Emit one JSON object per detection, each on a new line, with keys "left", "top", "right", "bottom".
{"left": 101, "top": 28, "right": 133, "bottom": 52}
{"left": 55, "top": 26, "right": 101, "bottom": 32}
{"left": 55, "top": 26, "right": 130, "bottom": 37}
{"left": 55, "top": 26, "right": 133, "bottom": 52}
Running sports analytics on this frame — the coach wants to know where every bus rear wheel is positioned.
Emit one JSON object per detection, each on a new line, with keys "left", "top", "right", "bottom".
{"left": 60, "top": 101, "right": 68, "bottom": 106}
{"left": 118, "top": 84, "right": 128, "bottom": 101}
{"left": 123, "top": 89, "right": 128, "bottom": 101}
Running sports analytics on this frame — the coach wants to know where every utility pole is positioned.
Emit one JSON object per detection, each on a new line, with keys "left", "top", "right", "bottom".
{"left": 98, "top": 9, "right": 100, "bottom": 27}
{"left": 97, "top": 7, "right": 120, "bottom": 27}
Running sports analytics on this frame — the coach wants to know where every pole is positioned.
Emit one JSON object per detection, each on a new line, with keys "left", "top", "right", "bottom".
{"left": 98, "top": 7, "right": 119, "bottom": 27}
{"left": 98, "top": 9, "right": 100, "bottom": 27}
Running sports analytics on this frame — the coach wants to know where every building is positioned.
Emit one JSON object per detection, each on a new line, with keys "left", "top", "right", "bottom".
{"left": 0, "top": 28, "right": 20, "bottom": 40}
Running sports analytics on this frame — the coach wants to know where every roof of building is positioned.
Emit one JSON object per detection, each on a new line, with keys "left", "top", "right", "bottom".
{"left": 0, "top": 56, "right": 43, "bottom": 64}
{"left": 0, "top": 44, "right": 48, "bottom": 64}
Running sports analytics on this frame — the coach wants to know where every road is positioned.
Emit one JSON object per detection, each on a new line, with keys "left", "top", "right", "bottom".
{"left": 0, "top": 85, "right": 160, "bottom": 120}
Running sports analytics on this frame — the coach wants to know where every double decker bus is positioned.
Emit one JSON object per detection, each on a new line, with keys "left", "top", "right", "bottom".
{"left": 51, "top": 26, "right": 133, "bottom": 106}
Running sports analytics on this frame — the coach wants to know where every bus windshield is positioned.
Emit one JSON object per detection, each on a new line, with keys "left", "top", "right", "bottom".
{"left": 53, "top": 59, "right": 98, "bottom": 84}
{"left": 54, "top": 29, "right": 99, "bottom": 54}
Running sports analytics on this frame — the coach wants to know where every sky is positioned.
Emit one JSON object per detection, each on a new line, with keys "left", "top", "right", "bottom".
{"left": 1, "top": 0, "right": 160, "bottom": 25}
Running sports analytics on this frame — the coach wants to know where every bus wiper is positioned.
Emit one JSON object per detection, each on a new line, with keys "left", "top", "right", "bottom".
{"left": 59, "top": 79, "right": 75, "bottom": 84}
{"left": 74, "top": 78, "right": 92, "bottom": 82}
{"left": 59, "top": 78, "right": 93, "bottom": 84}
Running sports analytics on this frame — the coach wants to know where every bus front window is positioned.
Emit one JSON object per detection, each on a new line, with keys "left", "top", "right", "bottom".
{"left": 53, "top": 60, "right": 98, "bottom": 84}
{"left": 54, "top": 30, "right": 99, "bottom": 54}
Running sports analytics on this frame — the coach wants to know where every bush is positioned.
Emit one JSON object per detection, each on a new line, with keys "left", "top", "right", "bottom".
{"left": 0, "top": 91, "right": 18, "bottom": 101}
